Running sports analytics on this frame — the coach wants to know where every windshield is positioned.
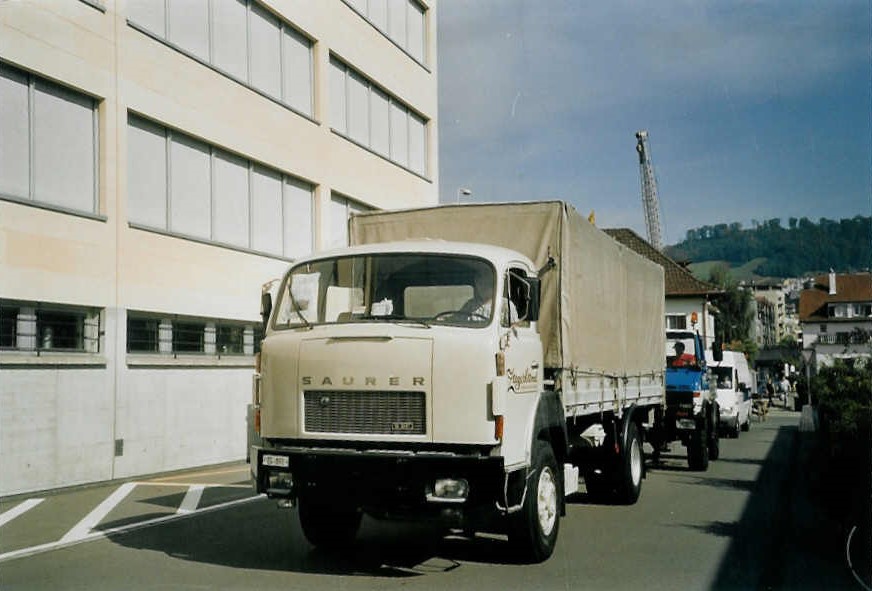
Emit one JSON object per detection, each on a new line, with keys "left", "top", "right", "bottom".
{"left": 666, "top": 334, "right": 698, "bottom": 368}
{"left": 273, "top": 253, "right": 496, "bottom": 328}
{"left": 711, "top": 366, "right": 733, "bottom": 388}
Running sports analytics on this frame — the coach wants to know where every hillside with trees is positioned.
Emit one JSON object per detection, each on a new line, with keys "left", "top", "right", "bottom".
{"left": 665, "top": 215, "right": 871, "bottom": 278}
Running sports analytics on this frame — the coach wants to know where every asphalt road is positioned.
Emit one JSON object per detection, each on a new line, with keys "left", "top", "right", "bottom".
{"left": 0, "top": 410, "right": 859, "bottom": 590}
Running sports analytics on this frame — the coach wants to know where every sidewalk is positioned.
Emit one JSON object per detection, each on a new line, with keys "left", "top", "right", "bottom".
{"left": 774, "top": 419, "right": 869, "bottom": 590}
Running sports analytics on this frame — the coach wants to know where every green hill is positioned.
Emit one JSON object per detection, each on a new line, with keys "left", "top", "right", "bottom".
{"left": 687, "top": 258, "right": 768, "bottom": 282}
{"left": 666, "top": 216, "right": 871, "bottom": 279}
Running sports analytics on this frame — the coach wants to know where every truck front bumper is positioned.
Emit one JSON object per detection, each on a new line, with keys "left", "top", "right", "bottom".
{"left": 252, "top": 443, "right": 506, "bottom": 517}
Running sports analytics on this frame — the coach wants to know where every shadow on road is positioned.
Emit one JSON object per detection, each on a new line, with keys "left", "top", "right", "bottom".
{"left": 108, "top": 499, "right": 529, "bottom": 576}
{"left": 702, "top": 424, "right": 861, "bottom": 590}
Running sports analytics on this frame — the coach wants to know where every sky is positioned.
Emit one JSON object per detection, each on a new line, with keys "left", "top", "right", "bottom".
{"left": 436, "top": 1, "right": 872, "bottom": 246}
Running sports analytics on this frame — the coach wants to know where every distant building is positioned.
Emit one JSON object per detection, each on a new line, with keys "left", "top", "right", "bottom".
{"left": 0, "top": 1, "right": 438, "bottom": 496}
{"left": 752, "top": 295, "right": 777, "bottom": 348}
{"left": 799, "top": 272, "right": 872, "bottom": 369}
{"left": 604, "top": 229, "right": 721, "bottom": 348}
{"left": 748, "top": 279, "right": 787, "bottom": 343}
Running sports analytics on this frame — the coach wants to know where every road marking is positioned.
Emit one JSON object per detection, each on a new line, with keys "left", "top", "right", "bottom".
{"left": 177, "top": 485, "right": 204, "bottom": 514}
{"left": 0, "top": 494, "right": 263, "bottom": 564}
{"left": 0, "top": 499, "right": 44, "bottom": 528}
{"left": 59, "top": 482, "right": 136, "bottom": 543}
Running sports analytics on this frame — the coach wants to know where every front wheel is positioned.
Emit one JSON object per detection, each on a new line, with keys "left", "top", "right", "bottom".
{"left": 509, "top": 440, "right": 561, "bottom": 563}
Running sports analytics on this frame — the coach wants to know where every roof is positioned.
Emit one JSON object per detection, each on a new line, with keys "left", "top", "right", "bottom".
{"left": 604, "top": 228, "right": 720, "bottom": 297}
{"left": 799, "top": 272, "right": 872, "bottom": 321}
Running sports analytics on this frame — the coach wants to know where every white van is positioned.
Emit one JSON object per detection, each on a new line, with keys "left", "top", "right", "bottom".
{"left": 705, "top": 350, "right": 754, "bottom": 437}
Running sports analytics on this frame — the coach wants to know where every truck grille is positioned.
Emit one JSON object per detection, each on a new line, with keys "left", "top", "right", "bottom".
{"left": 303, "top": 391, "right": 426, "bottom": 435}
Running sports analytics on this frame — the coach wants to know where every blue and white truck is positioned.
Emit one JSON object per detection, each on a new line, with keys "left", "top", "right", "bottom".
{"left": 656, "top": 329, "right": 721, "bottom": 470}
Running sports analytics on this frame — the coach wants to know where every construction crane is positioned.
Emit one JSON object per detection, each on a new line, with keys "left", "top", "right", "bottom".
{"left": 635, "top": 130, "right": 664, "bottom": 251}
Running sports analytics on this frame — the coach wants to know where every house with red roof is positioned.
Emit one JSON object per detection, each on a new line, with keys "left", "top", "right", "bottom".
{"left": 799, "top": 271, "right": 872, "bottom": 368}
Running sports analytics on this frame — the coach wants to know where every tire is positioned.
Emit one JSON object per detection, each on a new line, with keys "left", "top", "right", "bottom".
{"left": 298, "top": 492, "right": 362, "bottom": 550}
{"left": 688, "top": 426, "right": 709, "bottom": 471}
{"left": 741, "top": 416, "right": 750, "bottom": 432}
{"left": 509, "top": 440, "right": 561, "bottom": 563}
{"left": 709, "top": 410, "right": 721, "bottom": 461}
{"left": 615, "top": 422, "right": 643, "bottom": 505}
{"left": 731, "top": 417, "right": 741, "bottom": 439}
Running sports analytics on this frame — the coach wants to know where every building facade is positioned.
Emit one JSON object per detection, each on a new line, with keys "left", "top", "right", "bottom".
{"left": 0, "top": 0, "right": 438, "bottom": 496}
{"left": 799, "top": 272, "right": 872, "bottom": 369}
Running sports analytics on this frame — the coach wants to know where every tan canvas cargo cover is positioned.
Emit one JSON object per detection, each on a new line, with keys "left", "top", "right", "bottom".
{"left": 350, "top": 201, "right": 665, "bottom": 377}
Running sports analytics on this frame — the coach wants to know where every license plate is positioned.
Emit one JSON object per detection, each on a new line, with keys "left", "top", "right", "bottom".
{"left": 262, "top": 454, "right": 290, "bottom": 468}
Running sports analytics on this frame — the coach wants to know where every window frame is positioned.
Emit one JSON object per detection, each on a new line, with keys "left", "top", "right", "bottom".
{"left": 0, "top": 62, "right": 102, "bottom": 221}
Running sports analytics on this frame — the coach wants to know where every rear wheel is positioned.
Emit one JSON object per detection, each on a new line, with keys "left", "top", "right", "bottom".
{"left": 615, "top": 422, "right": 643, "bottom": 505}
{"left": 708, "top": 410, "right": 721, "bottom": 461}
{"left": 509, "top": 440, "right": 561, "bottom": 563}
{"left": 688, "top": 426, "right": 710, "bottom": 471}
{"left": 298, "top": 492, "right": 362, "bottom": 550}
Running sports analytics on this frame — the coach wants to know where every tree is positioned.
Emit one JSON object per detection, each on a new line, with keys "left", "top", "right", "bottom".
{"left": 708, "top": 266, "right": 753, "bottom": 346}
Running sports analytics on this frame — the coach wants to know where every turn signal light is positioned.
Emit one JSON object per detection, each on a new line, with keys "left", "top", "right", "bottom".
{"left": 495, "top": 415, "right": 504, "bottom": 441}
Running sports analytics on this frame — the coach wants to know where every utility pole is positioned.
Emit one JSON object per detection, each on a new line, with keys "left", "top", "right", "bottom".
{"left": 635, "top": 130, "right": 664, "bottom": 251}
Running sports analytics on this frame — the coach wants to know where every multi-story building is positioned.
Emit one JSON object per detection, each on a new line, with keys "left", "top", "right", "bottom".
{"left": 0, "top": 0, "right": 438, "bottom": 496}
{"left": 799, "top": 272, "right": 872, "bottom": 369}
{"left": 752, "top": 295, "right": 777, "bottom": 348}
{"left": 749, "top": 279, "right": 787, "bottom": 343}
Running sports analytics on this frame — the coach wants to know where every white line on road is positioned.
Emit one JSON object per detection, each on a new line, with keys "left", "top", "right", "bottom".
{"left": 59, "top": 482, "right": 137, "bottom": 543}
{"left": 0, "top": 499, "right": 44, "bottom": 528}
{"left": 0, "top": 494, "right": 264, "bottom": 564}
{"left": 177, "top": 485, "right": 204, "bottom": 514}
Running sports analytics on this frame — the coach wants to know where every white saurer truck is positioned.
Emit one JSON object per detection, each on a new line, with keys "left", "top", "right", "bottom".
{"left": 250, "top": 201, "right": 665, "bottom": 562}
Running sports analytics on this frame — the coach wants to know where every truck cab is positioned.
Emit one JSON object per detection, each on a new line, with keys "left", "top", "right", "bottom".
{"left": 250, "top": 241, "right": 556, "bottom": 552}
{"left": 663, "top": 330, "right": 720, "bottom": 470}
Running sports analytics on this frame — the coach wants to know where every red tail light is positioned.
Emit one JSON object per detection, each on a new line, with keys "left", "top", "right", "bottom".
{"left": 495, "top": 416, "right": 504, "bottom": 441}
{"left": 693, "top": 391, "right": 702, "bottom": 398}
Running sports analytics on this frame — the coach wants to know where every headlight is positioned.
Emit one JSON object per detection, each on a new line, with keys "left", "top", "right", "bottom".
{"left": 426, "top": 478, "right": 469, "bottom": 503}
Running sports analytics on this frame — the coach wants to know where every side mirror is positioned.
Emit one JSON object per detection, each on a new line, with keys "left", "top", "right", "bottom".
{"left": 261, "top": 292, "right": 273, "bottom": 332}
{"left": 712, "top": 339, "right": 723, "bottom": 362}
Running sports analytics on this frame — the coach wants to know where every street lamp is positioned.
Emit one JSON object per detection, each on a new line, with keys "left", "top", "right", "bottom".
{"left": 456, "top": 187, "right": 472, "bottom": 204}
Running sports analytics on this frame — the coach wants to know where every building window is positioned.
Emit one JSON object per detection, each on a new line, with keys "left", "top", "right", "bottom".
{"left": 343, "top": 0, "right": 427, "bottom": 64}
{"left": 0, "top": 304, "right": 18, "bottom": 348}
{"left": 329, "top": 192, "right": 373, "bottom": 249}
{"left": 127, "top": 0, "right": 313, "bottom": 118}
{"left": 127, "top": 316, "right": 160, "bottom": 353}
{"left": 329, "top": 56, "right": 428, "bottom": 176}
{"left": 127, "top": 114, "right": 314, "bottom": 259}
{"left": 0, "top": 63, "right": 98, "bottom": 215}
{"left": 127, "top": 312, "right": 261, "bottom": 357}
{"left": 665, "top": 315, "right": 687, "bottom": 330}
{"left": 0, "top": 301, "right": 100, "bottom": 353}
{"left": 172, "top": 321, "right": 206, "bottom": 353}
